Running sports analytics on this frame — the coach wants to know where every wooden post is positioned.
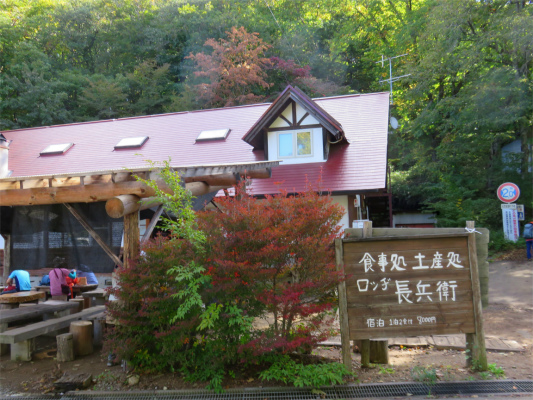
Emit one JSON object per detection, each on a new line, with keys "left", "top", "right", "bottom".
{"left": 12, "top": 339, "right": 34, "bottom": 361}
{"left": 56, "top": 333, "right": 74, "bottom": 362}
{"left": 2, "top": 234, "right": 11, "bottom": 282}
{"left": 465, "top": 221, "right": 488, "bottom": 370}
{"left": 370, "top": 339, "right": 390, "bottom": 364}
{"left": 335, "top": 238, "right": 352, "bottom": 371}
{"left": 360, "top": 338, "right": 370, "bottom": 368}
{"left": 355, "top": 221, "right": 389, "bottom": 366}
{"left": 83, "top": 296, "right": 91, "bottom": 309}
{"left": 359, "top": 221, "right": 372, "bottom": 367}
{"left": 70, "top": 298, "right": 85, "bottom": 312}
{"left": 70, "top": 321, "right": 93, "bottom": 356}
{"left": 123, "top": 211, "right": 139, "bottom": 269}
{"left": 92, "top": 317, "right": 105, "bottom": 347}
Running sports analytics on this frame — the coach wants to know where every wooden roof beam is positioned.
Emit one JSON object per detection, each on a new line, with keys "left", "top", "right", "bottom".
{"left": 105, "top": 182, "right": 227, "bottom": 218}
{"left": 0, "top": 168, "right": 272, "bottom": 207}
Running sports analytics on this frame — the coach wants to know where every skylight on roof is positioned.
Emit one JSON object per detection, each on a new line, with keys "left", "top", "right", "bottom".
{"left": 196, "top": 129, "right": 230, "bottom": 141}
{"left": 115, "top": 136, "right": 149, "bottom": 149}
{"left": 40, "top": 143, "right": 73, "bottom": 155}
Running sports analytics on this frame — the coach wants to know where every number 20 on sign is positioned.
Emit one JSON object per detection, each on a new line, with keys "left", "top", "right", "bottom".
{"left": 497, "top": 182, "right": 520, "bottom": 203}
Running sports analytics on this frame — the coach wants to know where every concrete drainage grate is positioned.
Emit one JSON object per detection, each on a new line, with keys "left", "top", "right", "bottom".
{"left": 1, "top": 380, "right": 531, "bottom": 400}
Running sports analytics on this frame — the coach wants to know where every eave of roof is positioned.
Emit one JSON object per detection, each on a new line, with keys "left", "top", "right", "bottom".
{"left": 0, "top": 161, "right": 280, "bottom": 183}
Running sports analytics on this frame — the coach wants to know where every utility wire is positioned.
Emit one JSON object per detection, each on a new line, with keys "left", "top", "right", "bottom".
{"left": 262, "top": 0, "right": 303, "bottom": 68}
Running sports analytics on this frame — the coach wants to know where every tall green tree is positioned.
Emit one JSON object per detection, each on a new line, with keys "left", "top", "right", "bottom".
{"left": 390, "top": 0, "right": 532, "bottom": 229}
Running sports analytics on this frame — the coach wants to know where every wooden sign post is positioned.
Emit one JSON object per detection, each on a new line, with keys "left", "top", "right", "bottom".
{"left": 336, "top": 221, "right": 487, "bottom": 371}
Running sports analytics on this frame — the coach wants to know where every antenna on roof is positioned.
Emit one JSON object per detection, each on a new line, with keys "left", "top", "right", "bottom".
{"left": 376, "top": 54, "right": 411, "bottom": 105}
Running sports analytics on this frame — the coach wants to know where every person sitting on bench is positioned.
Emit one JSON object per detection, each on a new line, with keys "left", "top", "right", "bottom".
{"left": 2, "top": 270, "right": 32, "bottom": 294}
{"left": 49, "top": 257, "right": 71, "bottom": 298}
{"left": 65, "top": 269, "right": 79, "bottom": 298}
{"left": 77, "top": 264, "right": 98, "bottom": 285}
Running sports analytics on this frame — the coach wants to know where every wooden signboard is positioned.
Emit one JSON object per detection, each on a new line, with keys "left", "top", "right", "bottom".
{"left": 336, "top": 221, "right": 487, "bottom": 371}
{"left": 345, "top": 234, "right": 474, "bottom": 339}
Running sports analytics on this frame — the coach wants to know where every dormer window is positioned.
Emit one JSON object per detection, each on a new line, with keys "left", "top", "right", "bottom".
{"left": 40, "top": 143, "right": 73, "bottom": 155}
{"left": 278, "top": 131, "right": 312, "bottom": 158}
{"left": 115, "top": 136, "right": 149, "bottom": 149}
{"left": 243, "top": 85, "right": 345, "bottom": 165}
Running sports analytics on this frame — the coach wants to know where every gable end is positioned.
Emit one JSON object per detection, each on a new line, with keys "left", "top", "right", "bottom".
{"left": 243, "top": 86, "right": 345, "bottom": 149}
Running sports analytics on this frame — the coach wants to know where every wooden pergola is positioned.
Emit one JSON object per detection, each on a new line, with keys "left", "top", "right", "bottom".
{"left": 0, "top": 161, "right": 279, "bottom": 276}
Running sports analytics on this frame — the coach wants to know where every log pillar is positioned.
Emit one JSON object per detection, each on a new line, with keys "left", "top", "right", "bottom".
{"left": 369, "top": 339, "right": 389, "bottom": 364}
{"left": 70, "top": 298, "right": 85, "bottom": 312}
{"left": 93, "top": 317, "right": 106, "bottom": 347}
{"left": 465, "top": 221, "right": 488, "bottom": 370}
{"left": 70, "top": 321, "right": 93, "bottom": 356}
{"left": 105, "top": 195, "right": 141, "bottom": 219}
{"left": 82, "top": 296, "right": 91, "bottom": 309}
{"left": 360, "top": 339, "right": 370, "bottom": 368}
{"left": 123, "top": 211, "right": 139, "bottom": 269}
{"left": 56, "top": 333, "right": 74, "bottom": 362}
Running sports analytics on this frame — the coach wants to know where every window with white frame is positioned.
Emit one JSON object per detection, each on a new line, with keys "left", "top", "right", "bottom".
{"left": 278, "top": 131, "right": 312, "bottom": 158}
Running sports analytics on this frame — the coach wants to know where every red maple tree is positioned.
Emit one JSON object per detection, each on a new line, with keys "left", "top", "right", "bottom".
{"left": 198, "top": 181, "right": 345, "bottom": 355}
{"left": 187, "top": 26, "right": 272, "bottom": 108}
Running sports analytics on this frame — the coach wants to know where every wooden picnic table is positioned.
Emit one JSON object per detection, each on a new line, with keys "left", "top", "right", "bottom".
{"left": 73, "top": 284, "right": 99, "bottom": 293}
{"left": 0, "top": 291, "right": 45, "bottom": 309}
{"left": 81, "top": 288, "right": 109, "bottom": 306}
{"left": 35, "top": 284, "right": 99, "bottom": 297}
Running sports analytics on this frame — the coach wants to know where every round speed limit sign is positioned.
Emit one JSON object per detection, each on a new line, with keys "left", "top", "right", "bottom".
{"left": 497, "top": 182, "right": 520, "bottom": 203}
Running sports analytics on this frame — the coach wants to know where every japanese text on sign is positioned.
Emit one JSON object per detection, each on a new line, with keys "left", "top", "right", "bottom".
{"left": 356, "top": 251, "right": 464, "bottom": 305}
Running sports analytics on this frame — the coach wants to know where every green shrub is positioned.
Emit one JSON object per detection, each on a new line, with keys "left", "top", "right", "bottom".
{"left": 259, "top": 355, "right": 355, "bottom": 388}
{"left": 488, "top": 363, "right": 505, "bottom": 378}
{"left": 488, "top": 230, "right": 525, "bottom": 255}
{"left": 411, "top": 366, "right": 437, "bottom": 385}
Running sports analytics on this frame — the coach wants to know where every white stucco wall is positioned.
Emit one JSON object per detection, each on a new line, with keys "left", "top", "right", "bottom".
{"left": 331, "top": 195, "right": 349, "bottom": 231}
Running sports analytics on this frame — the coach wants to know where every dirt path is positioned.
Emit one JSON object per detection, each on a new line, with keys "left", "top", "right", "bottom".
{"left": 0, "top": 256, "right": 531, "bottom": 395}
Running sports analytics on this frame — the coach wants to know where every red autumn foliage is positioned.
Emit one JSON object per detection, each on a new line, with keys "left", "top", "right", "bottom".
{"left": 197, "top": 180, "right": 345, "bottom": 355}
{"left": 105, "top": 176, "right": 346, "bottom": 379}
{"left": 187, "top": 26, "right": 272, "bottom": 108}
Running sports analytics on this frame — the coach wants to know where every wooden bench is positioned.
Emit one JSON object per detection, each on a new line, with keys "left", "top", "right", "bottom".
{"left": 0, "top": 305, "right": 105, "bottom": 361}
{"left": 0, "top": 301, "right": 80, "bottom": 356}
{"left": 0, "top": 301, "right": 79, "bottom": 326}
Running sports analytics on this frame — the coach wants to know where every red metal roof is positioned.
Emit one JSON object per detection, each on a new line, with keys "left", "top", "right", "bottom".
{"left": 2, "top": 91, "right": 389, "bottom": 195}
